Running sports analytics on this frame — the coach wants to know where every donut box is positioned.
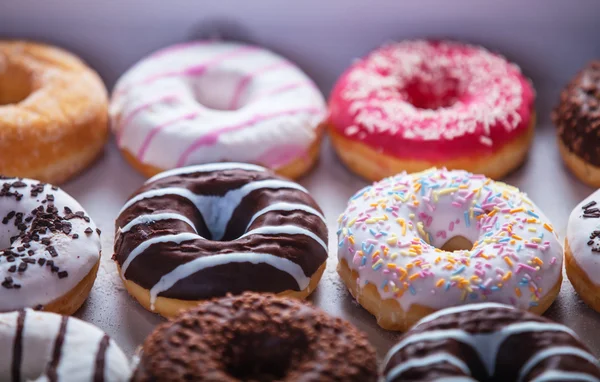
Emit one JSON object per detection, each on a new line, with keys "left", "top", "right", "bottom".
{"left": 2, "top": 0, "right": 600, "bottom": 380}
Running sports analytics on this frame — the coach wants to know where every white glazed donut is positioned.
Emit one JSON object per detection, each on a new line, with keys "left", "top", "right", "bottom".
{"left": 0, "top": 177, "right": 101, "bottom": 314}
{"left": 566, "top": 189, "right": 600, "bottom": 313}
{"left": 0, "top": 309, "right": 130, "bottom": 381}
{"left": 110, "top": 40, "right": 326, "bottom": 179}
{"left": 336, "top": 168, "right": 563, "bottom": 331}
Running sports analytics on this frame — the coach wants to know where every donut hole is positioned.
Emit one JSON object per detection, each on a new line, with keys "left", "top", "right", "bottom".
{"left": 440, "top": 235, "right": 474, "bottom": 252}
{"left": 0, "top": 62, "right": 33, "bottom": 105}
{"left": 223, "top": 330, "right": 308, "bottom": 381}
{"left": 189, "top": 69, "right": 249, "bottom": 111}
{"left": 403, "top": 77, "right": 461, "bottom": 110}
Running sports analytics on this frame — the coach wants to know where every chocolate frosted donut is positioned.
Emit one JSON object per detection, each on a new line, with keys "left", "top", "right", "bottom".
{"left": 554, "top": 60, "right": 600, "bottom": 186}
{"left": 382, "top": 303, "right": 600, "bottom": 381}
{"left": 114, "top": 163, "right": 328, "bottom": 317}
{"left": 132, "top": 293, "right": 378, "bottom": 381}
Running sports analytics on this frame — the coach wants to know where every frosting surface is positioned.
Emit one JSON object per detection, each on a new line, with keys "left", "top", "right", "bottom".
{"left": 328, "top": 40, "right": 535, "bottom": 160}
{"left": 110, "top": 41, "right": 326, "bottom": 171}
{"left": 114, "top": 163, "right": 328, "bottom": 308}
{"left": 337, "top": 168, "right": 562, "bottom": 312}
{"left": 0, "top": 178, "right": 101, "bottom": 311}
{"left": 382, "top": 303, "right": 600, "bottom": 381}
{"left": 0, "top": 309, "right": 130, "bottom": 381}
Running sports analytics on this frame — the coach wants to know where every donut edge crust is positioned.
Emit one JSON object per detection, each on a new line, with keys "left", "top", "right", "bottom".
{"left": 119, "top": 263, "right": 326, "bottom": 318}
{"left": 565, "top": 238, "right": 600, "bottom": 313}
{"left": 338, "top": 257, "right": 562, "bottom": 331}
{"left": 118, "top": 125, "right": 326, "bottom": 180}
{"left": 328, "top": 114, "right": 535, "bottom": 182}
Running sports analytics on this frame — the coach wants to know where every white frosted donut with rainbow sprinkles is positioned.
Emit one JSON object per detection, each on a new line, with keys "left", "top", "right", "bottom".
{"left": 110, "top": 41, "right": 326, "bottom": 179}
{"left": 336, "top": 168, "right": 562, "bottom": 331}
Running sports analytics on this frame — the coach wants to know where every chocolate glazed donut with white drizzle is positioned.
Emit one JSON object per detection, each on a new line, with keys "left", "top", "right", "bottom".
{"left": 113, "top": 163, "right": 328, "bottom": 317}
{"left": 382, "top": 303, "right": 600, "bottom": 382}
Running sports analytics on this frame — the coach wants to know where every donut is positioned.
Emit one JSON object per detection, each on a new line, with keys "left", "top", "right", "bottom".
{"left": 0, "top": 41, "right": 109, "bottom": 184}
{"left": 0, "top": 309, "right": 130, "bottom": 381}
{"left": 336, "top": 168, "right": 562, "bottom": 331}
{"left": 327, "top": 40, "right": 536, "bottom": 181}
{"left": 114, "top": 163, "right": 328, "bottom": 317}
{"left": 553, "top": 61, "right": 600, "bottom": 187}
{"left": 0, "top": 177, "right": 101, "bottom": 315}
{"left": 381, "top": 303, "right": 600, "bottom": 381}
{"left": 110, "top": 40, "right": 326, "bottom": 180}
{"left": 131, "top": 292, "right": 377, "bottom": 381}
{"left": 565, "top": 189, "right": 600, "bottom": 312}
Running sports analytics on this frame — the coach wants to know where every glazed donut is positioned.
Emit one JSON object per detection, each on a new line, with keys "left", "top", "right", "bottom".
{"left": 132, "top": 292, "right": 377, "bottom": 381}
{"left": 554, "top": 60, "right": 600, "bottom": 187}
{"left": 110, "top": 40, "right": 326, "bottom": 180}
{"left": 0, "top": 41, "right": 109, "bottom": 184}
{"left": 382, "top": 303, "right": 600, "bottom": 381}
{"left": 0, "top": 309, "right": 130, "bottom": 381}
{"left": 566, "top": 189, "right": 600, "bottom": 312}
{"left": 336, "top": 168, "right": 562, "bottom": 331}
{"left": 327, "top": 40, "right": 536, "bottom": 181}
{"left": 0, "top": 177, "right": 101, "bottom": 315}
{"left": 114, "top": 163, "right": 328, "bottom": 317}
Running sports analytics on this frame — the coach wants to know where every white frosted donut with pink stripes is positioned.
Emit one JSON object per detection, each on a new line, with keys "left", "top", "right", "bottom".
{"left": 110, "top": 41, "right": 326, "bottom": 177}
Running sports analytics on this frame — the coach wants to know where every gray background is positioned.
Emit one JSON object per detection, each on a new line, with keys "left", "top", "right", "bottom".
{"left": 2, "top": 0, "right": 600, "bottom": 362}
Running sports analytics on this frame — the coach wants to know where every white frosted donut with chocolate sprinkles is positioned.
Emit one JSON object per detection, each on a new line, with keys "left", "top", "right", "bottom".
{"left": 0, "top": 309, "right": 130, "bottom": 381}
{"left": 114, "top": 163, "right": 328, "bottom": 317}
{"left": 566, "top": 189, "right": 600, "bottom": 313}
{"left": 0, "top": 177, "right": 101, "bottom": 314}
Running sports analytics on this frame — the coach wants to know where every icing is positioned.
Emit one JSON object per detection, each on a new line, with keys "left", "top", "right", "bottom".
{"left": 385, "top": 353, "right": 471, "bottom": 382}
{"left": 382, "top": 303, "right": 600, "bottom": 382}
{"left": 110, "top": 41, "right": 326, "bottom": 171}
{"left": 328, "top": 40, "right": 535, "bottom": 161}
{"left": 148, "top": 252, "right": 311, "bottom": 309}
{"left": 246, "top": 202, "right": 326, "bottom": 230}
{"left": 518, "top": 347, "right": 600, "bottom": 382}
{"left": 0, "top": 309, "right": 130, "bottom": 381}
{"left": 120, "top": 213, "right": 198, "bottom": 234}
{"left": 0, "top": 178, "right": 101, "bottom": 311}
{"left": 120, "top": 179, "right": 307, "bottom": 240}
{"left": 240, "top": 225, "right": 328, "bottom": 252}
{"left": 567, "top": 189, "right": 600, "bottom": 284}
{"left": 115, "top": 164, "right": 328, "bottom": 306}
{"left": 337, "top": 168, "right": 562, "bottom": 312}
{"left": 531, "top": 371, "right": 600, "bottom": 382}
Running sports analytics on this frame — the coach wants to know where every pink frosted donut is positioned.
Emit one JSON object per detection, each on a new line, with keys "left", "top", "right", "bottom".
{"left": 110, "top": 41, "right": 326, "bottom": 179}
{"left": 327, "top": 40, "right": 536, "bottom": 181}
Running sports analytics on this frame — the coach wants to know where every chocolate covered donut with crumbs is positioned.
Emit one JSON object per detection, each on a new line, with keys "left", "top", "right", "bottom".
{"left": 554, "top": 60, "right": 600, "bottom": 186}
{"left": 132, "top": 293, "right": 378, "bottom": 382}
{"left": 114, "top": 163, "right": 328, "bottom": 317}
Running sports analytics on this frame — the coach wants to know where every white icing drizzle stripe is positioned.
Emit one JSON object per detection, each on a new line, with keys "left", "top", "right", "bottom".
{"left": 383, "top": 322, "right": 578, "bottom": 376}
{"left": 385, "top": 353, "right": 471, "bottom": 382}
{"left": 531, "top": 370, "right": 600, "bottom": 382}
{"left": 119, "top": 180, "right": 308, "bottom": 240}
{"left": 148, "top": 252, "right": 310, "bottom": 310}
{"left": 146, "top": 163, "right": 266, "bottom": 184}
{"left": 240, "top": 225, "right": 328, "bottom": 252}
{"left": 120, "top": 233, "right": 201, "bottom": 277}
{"left": 415, "top": 303, "right": 512, "bottom": 327}
{"left": 120, "top": 213, "right": 197, "bottom": 234}
{"left": 246, "top": 202, "right": 326, "bottom": 231}
{"left": 518, "top": 346, "right": 600, "bottom": 382}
